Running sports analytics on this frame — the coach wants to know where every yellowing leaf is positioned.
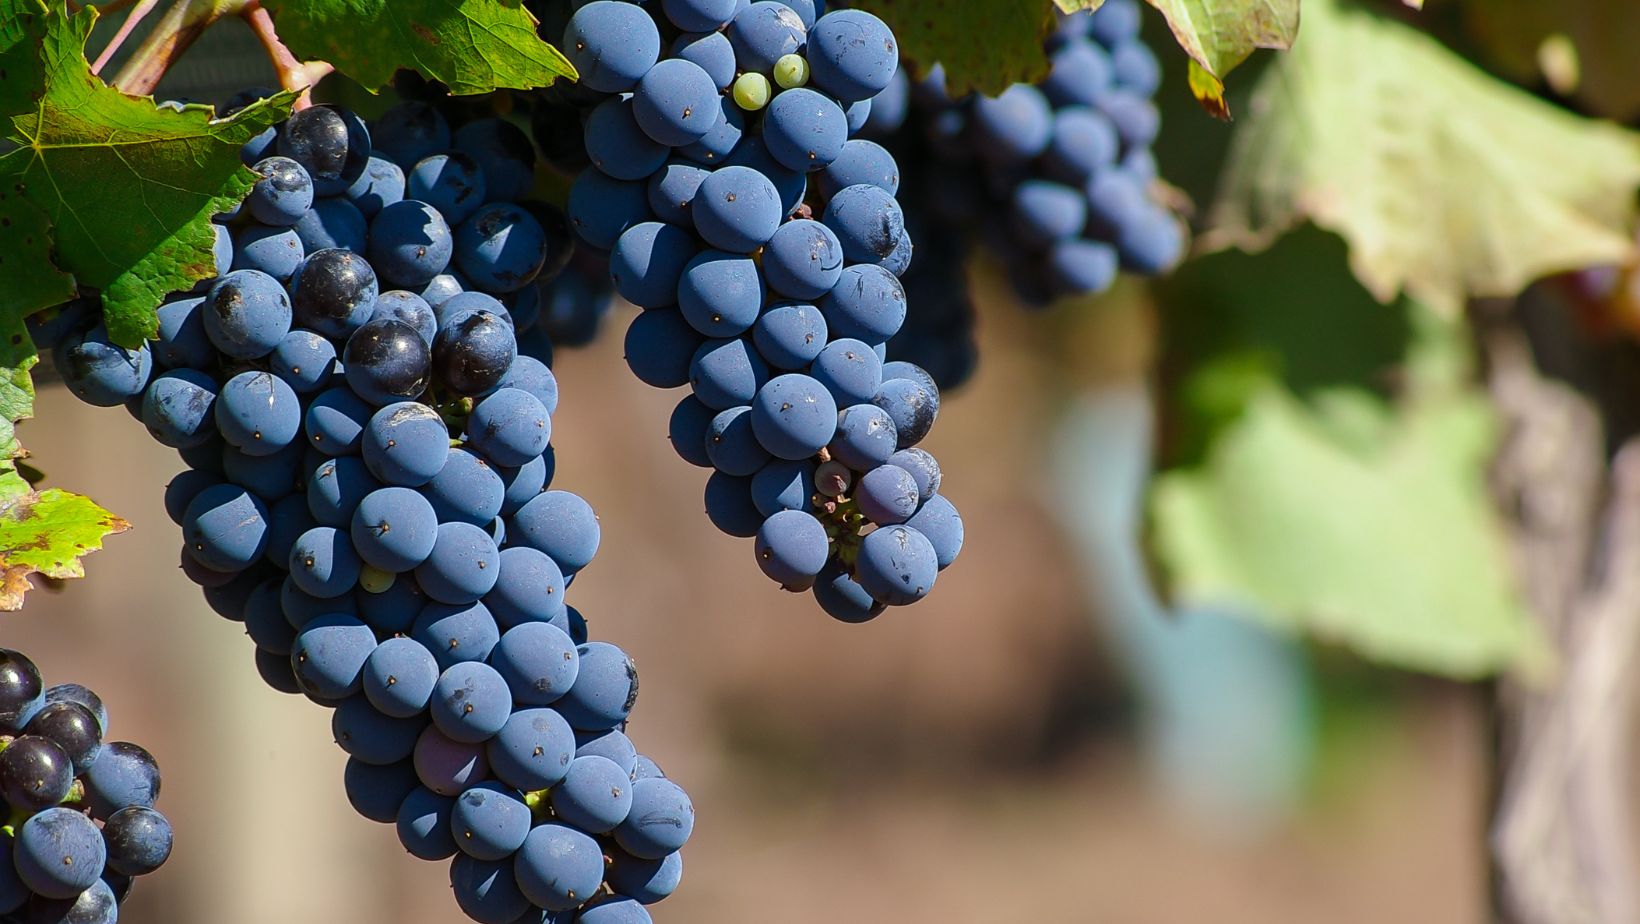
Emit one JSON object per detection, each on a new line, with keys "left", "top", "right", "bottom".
{"left": 263, "top": 0, "right": 576, "bottom": 96}
{"left": 1147, "top": 0, "right": 1298, "bottom": 84}
{"left": 1203, "top": 0, "right": 1640, "bottom": 317}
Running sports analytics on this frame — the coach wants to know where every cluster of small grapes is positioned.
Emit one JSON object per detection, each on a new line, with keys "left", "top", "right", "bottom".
{"left": 864, "top": 0, "right": 1180, "bottom": 307}
{"left": 33, "top": 102, "right": 690, "bottom": 924}
{"left": 530, "top": 0, "right": 964, "bottom": 622}
{"left": 0, "top": 650, "right": 171, "bottom": 924}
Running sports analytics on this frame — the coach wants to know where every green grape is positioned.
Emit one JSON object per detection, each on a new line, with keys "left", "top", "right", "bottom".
{"left": 733, "top": 72, "right": 772, "bottom": 111}
{"left": 774, "top": 54, "right": 810, "bottom": 89}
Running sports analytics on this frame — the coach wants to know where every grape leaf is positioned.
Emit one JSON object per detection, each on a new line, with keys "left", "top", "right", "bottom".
{"left": 0, "top": 315, "right": 128, "bottom": 613}
{"left": 1146, "top": 0, "right": 1298, "bottom": 86}
{"left": 262, "top": 0, "right": 576, "bottom": 96}
{"left": 1151, "top": 310, "right": 1546, "bottom": 679}
{"left": 1203, "top": 0, "right": 1640, "bottom": 317}
{"left": 0, "top": 0, "right": 294, "bottom": 346}
{"left": 1462, "top": 0, "right": 1640, "bottom": 122}
{"left": 852, "top": 0, "right": 1057, "bottom": 96}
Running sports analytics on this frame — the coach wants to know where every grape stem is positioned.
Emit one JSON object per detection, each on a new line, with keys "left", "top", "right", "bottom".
{"left": 109, "top": 0, "right": 248, "bottom": 96}
{"left": 90, "top": 0, "right": 160, "bottom": 76}
{"left": 242, "top": 2, "right": 333, "bottom": 111}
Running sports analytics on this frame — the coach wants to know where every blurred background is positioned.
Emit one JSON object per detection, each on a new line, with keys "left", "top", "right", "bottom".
{"left": 15, "top": 0, "right": 1640, "bottom": 922}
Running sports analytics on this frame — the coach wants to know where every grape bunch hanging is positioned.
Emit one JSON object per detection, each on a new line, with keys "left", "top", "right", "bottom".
{"left": 0, "top": 649, "right": 171, "bottom": 924}
{"left": 32, "top": 100, "right": 690, "bottom": 924}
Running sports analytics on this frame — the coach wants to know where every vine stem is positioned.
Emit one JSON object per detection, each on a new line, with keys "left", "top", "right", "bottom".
{"left": 108, "top": 0, "right": 249, "bottom": 96}
{"left": 242, "top": 2, "right": 333, "bottom": 110}
{"left": 90, "top": 0, "right": 160, "bottom": 76}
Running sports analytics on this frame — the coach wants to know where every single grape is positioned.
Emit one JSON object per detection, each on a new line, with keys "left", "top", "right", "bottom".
{"left": 485, "top": 546, "right": 568, "bottom": 631}
{"left": 513, "top": 823, "right": 605, "bottom": 911}
{"left": 345, "top": 318, "right": 432, "bottom": 404}
{"left": 455, "top": 203, "right": 550, "bottom": 294}
{"left": 762, "top": 88, "right": 848, "bottom": 172}
{"left": 433, "top": 309, "right": 516, "bottom": 396}
{"left": 564, "top": 0, "right": 662, "bottom": 93}
{"left": 584, "top": 94, "right": 670, "bottom": 182}
{"left": 13, "top": 807, "right": 106, "bottom": 899}
{"left": 754, "top": 509, "right": 830, "bottom": 588}
{"left": 247, "top": 155, "right": 314, "bottom": 226}
{"left": 24, "top": 701, "right": 102, "bottom": 773}
{"left": 291, "top": 248, "right": 379, "bottom": 338}
{"left": 414, "top": 522, "right": 501, "bottom": 605}
{"left": 397, "top": 785, "right": 458, "bottom": 859}
{"left": 362, "top": 401, "right": 450, "bottom": 487}
{"left": 856, "top": 463, "right": 919, "bottom": 524}
{"left": 102, "top": 806, "right": 174, "bottom": 876}
{"left": 450, "top": 781, "right": 531, "bottom": 861}
{"left": 216, "top": 371, "right": 302, "bottom": 455}
{"left": 555, "top": 641, "right": 638, "bottom": 731}
{"left": 291, "top": 613, "right": 377, "bottom": 699}
{"left": 611, "top": 221, "right": 698, "bottom": 309}
{"left": 548, "top": 754, "right": 633, "bottom": 832}
{"left": 729, "top": 1, "right": 807, "bottom": 73}
{"left": 613, "top": 777, "right": 696, "bottom": 858}
{"left": 369, "top": 200, "right": 455, "bottom": 288}
{"left": 0, "top": 735, "right": 73, "bottom": 811}
{"left": 57, "top": 324, "right": 152, "bottom": 407}
{"left": 270, "top": 329, "right": 341, "bottom": 393}
{"left": 429, "top": 661, "right": 511, "bottom": 743}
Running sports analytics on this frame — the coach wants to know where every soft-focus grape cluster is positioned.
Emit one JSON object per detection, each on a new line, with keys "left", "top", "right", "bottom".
{"left": 524, "top": 0, "right": 965, "bottom": 623}
{"left": 866, "top": 0, "right": 1180, "bottom": 306}
{"left": 30, "top": 101, "right": 690, "bottom": 924}
{"left": 0, "top": 649, "right": 171, "bottom": 924}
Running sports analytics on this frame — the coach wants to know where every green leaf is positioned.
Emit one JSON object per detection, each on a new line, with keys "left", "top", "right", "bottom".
{"left": 0, "top": 0, "right": 294, "bottom": 345}
{"left": 1146, "top": 0, "right": 1298, "bottom": 86}
{"left": 263, "top": 0, "right": 576, "bottom": 95}
{"left": 1203, "top": 0, "right": 1640, "bottom": 317}
{"left": 0, "top": 314, "right": 128, "bottom": 612}
{"left": 850, "top": 0, "right": 1057, "bottom": 96}
{"left": 1462, "top": 0, "right": 1640, "bottom": 122}
{"left": 1151, "top": 310, "right": 1546, "bottom": 679}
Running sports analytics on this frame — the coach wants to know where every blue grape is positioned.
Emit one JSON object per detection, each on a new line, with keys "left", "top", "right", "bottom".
{"left": 358, "top": 568, "right": 429, "bottom": 635}
{"left": 1011, "top": 179, "right": 1087, "bottom": 246}
{"left": 689, "top": 337, "right": 769, "bottom": 409}
{"left": 102, "top": 805, "right": 174, "bottom": 876}
{"left": 450, "top": 782, "right": 531, "bottom": 861}
{"left": 887, "top": 446, "right": 941, "bottom": 497}
{"left": 611, "top": 222, "right": 696, "bottom": 309}
{"left": 362, "top": 401, "right": 450, "bottom": 486}
{"left": 574, "top": 728, "right": 638, "bottom": 775}
{"left": 509, "top": 491, "right": 600, "bottom": 575}
{"left": 556, "top": 641, "right": 638, "bottom": 731}
{"left": 584, "top": 94, "right": 670, "bottom": 182}
{"left": 343, "top": 757, "right": 421, "bottom": 823}
{"left": 871, "top": 375, "right": 937, "bottom": 448}
{"left": 487, "top": 708, "right": 576, "bottom": 792}
{"left": 807, "top": 10, "right": 899, "bottom": 102}
{"left": 398, "top": 785, "right": 459, "bottom": 858}
{"left": 496, "top": 452, "right": 549, "bottom": 517}
{"left": 271, "top": 329, "right": 341, "bottom": 393}
{"left": 435, "top": 290, "right": 511, "bottom": 330}
{"left": 288, "top": 526, "right": 363, "bottom": 598}
{"left": 290, "top": 613, "right": 376, "bottom": 699}
{"left": 808, "top": 337, "right": 881, "bottom": 406}
{"left": 408, "top": 152, "right": 487, "bottom": 224}
{"left": 607, "top": 850, "right": 683, "bottom": 904}
{"left": 331, "top": 694, "right": 424, "bottom": 765}
{"left": 854, "top": 523, "right": 937, "bottom": 604}
{"left": 845, "top": 97, "right": 872, "bottom": 133}
{"left": 369, "top": 200, "right": 455, "bottom": 288}
{"left": 821, "top": 263, "right": 906, "bottom": 344}
{"left": 693, "top": 165, "right": 783, "bottom": 253}
{"left": 564, "top": 0, "right": 662, "bottom": 93}
{"left": 282, "top": 574, "right": 354, "bottom": 629}
{"left": 264, "top": 493, "right": 316, "bottom": 570}
{"left": 722, "top": 136, "right": 806, "bottom": 215}
{"left": 905, "top": 493, "right": 962, "bottom": 569}
{"left": 422, "top": 447, "right": 505, "bottom": 527}
{"left": 456, "top": 203, "right": 550, "bottom": 294}
{"left": 308, "top": 455, "right": 380, "bottom": 528}
{"left": 1042, "top": 38, "right": 1112, "bottom": 108}
{"left": 705, "top": 406, "right": 769, "bottom": 476}
{"left": 646, "top": 159, "right": 712, "bottom": 229}
{"left": 416, "top": 522, "right": 501, "bottom": 604}
{"left": 433, "top": 308, "right": 516, "bottom": 396}
{"left": 373, "top": 101, "right": 451, "bottom": 166}
{"left": 82, "top": 740, "right": 159, "bottom": 818}
{"left": 763, "top": 87, "right": 848, "bottom": 172}
{"left": 750, "top": 373, "right": 838, "bottom": 459}
{"left": 454, "top": 118, "right": 537, "bottom": 202}
{"left": 1096, "top": 89, "right": 1160, "bottom": 149}
{"left": 567, "top": 169, "right": 652, "bottom": 250}
{"left": 430, "top": 661, "right": 512, "bottom": 743}
{"left": 0, "top": 737, "right": 71, "bottom": 812}
{"left": 347, "top": 155, "right": 406, "bottom": 218}
{"left": 1084, "top": 169, "right": 1149, "bottom": 236}
{"left": 222, "top": 439, "right": 305, "bottom": 501}
{"left": 678, "top": 251, "right": 764, "bottom": 337}
{"left": 664, "top": 0, "right": 737, "bottom": 31}
{"left": 295, "top": 197, "right": 368, "bottom": 254}
{"left": 856, "top": 463, "right": 919, "bottom": 523}
{"left": 822, "top": 183, "right": 905, "bottom": 263}
{"left": 549, "top": 754, "right": 632, "bottom": 832}
{"left": 750, "top": 458, "right": 815, "bottom": 516}
{"left": 467, "top": 388, "right": 550, "bottom": 467}
{"left": 753, "top": 301, "right": 828, "bottom": 369}
{"left": 820, "top": 139, "right": 899, "bottom": 198}
{"left": 345, "top": 318, "right": 432, "bottom": 405}
{"left": 1044, "top": 107, "right": 1118, "bottom": 182}
{"left": 754, "top": 509, "right": 829, "bottom": 587}
{"left": 14, "top": 808, "right": 105, "bottom": 899}
{"left": 1048, "top": 238, "right": 1118, "bottom": 293}
{"left": 363, "top": 636, "right": 441, "bottom": 718}
{"left": 830, "top": 403, "right": 896, "bottom": 469}
{"left": 151, "top": 295, "right": 212, "bottom": 369}
{"left": 450, "top": 854, "right": 531, "bottom": 924}
{"left": 811, "top": 561, "right": 884, "bottom": 622}
{"left": 970, "top": 83, "right": 1054, "bottom": 162}
{"left": 277, "top": 105, "right": 370, "bottom": 196}
{"left": 292, "top": 248, "right": 379, "bottom": 338}
{"left": 351, "top": 485, "right": 439, "bottom": 572}
{"left": 247, "top": 155, "right": 313, "bottom": 226}
{"left": 497, "top": 355, "right": 559, "bottom": 415}
{"left": 671, "top": 30, "right": 737, "bottom": 89}
{"left": 728, "top": 1, "right": 806, "bottom": 73}
{"left": 704, "top": 470, "right": 761, "bottom": 536}
{"left": 1089, "top": 0, "right": 1143, "bottom": 45}
{"left": 413, "top": 600, "right": 501, "bottom": 671}
{"left": 634, "top": 58, "right": 723, "bottom": 147}
{"left": 678, "top": 104, "right": 746, "bottom": 166}
{"left": 216, "top": 371, "right": 301, "bottom": 455}
{"left": 240, "top": 124, "right": 277, "bottom": 166}
{"left": 183, "top": 483, "right": 269, "bottom": 572}
{"left": 579, "top": 896, "right": 654, "bottom": 924}
{"left": 485, "top": 547, "right": 568, "bottom": 629}
{"left": 667, "top": 395, "right": 716, "bottom": 468}
{"left": 164, "top": 468, "right": 219, "bottom": 526}
{"left": 202, "top": 269, "right": 294, "bottom": 360}
{"left": 613, "top": 777, "right": 695, "bottom": 858}
{"left": 371, "top": 290, "right": 438, "bottom": 345}
{"left": 513, "top": 823, "right": 604, "bottom": 911}
{"left": 761, "top": 220, "right": 843, "bottom": 303}
{"left": 141, "top": 369, "right": 217, "bottom": 448}
{"left": 1114, "top": 204, "right": 1182, "bottom": 273}
{"left": 306, "top": 386, "right": 374, "bottom": 455}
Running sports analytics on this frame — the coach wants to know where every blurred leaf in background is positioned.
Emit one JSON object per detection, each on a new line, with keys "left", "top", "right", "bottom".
{"left": 1461, "top": 0, "right": 1640, "bottom": 121}
{"left": 1204, "top": 0, "right": 1640, "bottom": 318}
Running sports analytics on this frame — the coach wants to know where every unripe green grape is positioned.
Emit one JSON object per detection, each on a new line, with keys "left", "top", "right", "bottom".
{"left": 359, "top": 564, "right": 397, "bottom": 593}
{"left": 734, "top": 72, "right": 772, "bottom": 110}
{"left": 774, "top": 54, "right": 809, "bottom": 89}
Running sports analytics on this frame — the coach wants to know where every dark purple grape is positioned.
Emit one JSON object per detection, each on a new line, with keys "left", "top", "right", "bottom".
{"left": 292, "top": 249, "right": 379, "bottom": 339}
{"left": 343, "top": 319, "right": 432, "bottom": 405}
{"left": 102, "top": 806, "right": 174, "bottom": 876}
{"left": 432, "top": 311, "right": 516, "bottom": 396}
{"left": 277, "top": 105, "right": 371, "bottom": 196}
{"left": 24, "top": 702, "right": 102, "bottom": 773}
{"left": 0, "top": 735, "right": 73, "bottom": 811}
{"left": 0, "top": 649, "right": 44, "bottom": 733}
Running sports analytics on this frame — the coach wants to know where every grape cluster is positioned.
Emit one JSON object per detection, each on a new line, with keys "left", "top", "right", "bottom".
{"left": 863, "top": 0, "right": 1180, "bottom": 307}
{"left": 34, "top": 101, "right": 691, "bottom": 924}
{"left": 534, "top": 0, "right": 964, "bottom": 622}
{"left": 0, "top": 649, "right": 171, "bottom": 924}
